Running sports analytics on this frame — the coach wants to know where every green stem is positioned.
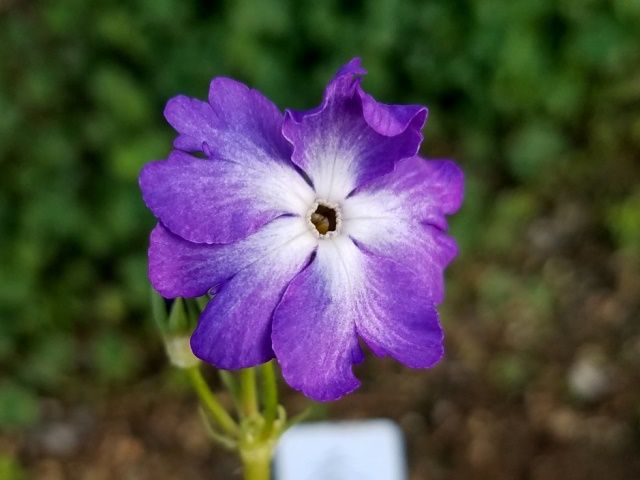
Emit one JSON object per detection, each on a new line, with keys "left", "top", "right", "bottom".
{"left": 218, "top": 370, "right": 241, "bottom": 413}
{"left": 241, "top": 445, "right": 272, "bottom": 480}
{"left": 239, "top": 368, "right": 259, "bottom": 418}
{"left": 187, "top": 366, "right": 239, "bottom": 437}
{"left": 260, "top": 361, "right": 278, "bottom": 435}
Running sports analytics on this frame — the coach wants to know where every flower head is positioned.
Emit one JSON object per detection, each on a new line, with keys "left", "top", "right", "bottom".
{"left": 139, "top": 58, "right": 463, "bottom": 401}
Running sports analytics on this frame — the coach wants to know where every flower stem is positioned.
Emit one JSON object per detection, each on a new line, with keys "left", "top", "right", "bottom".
{"left": 260, "top": 361, "right": 278, "bottom": 436}
{"left": 239, "top": 368, "right": 259, "bottom": 418}
{"left": 218, "top": 369, "right": 242, "bottom": 413}
{"left": 187, "top": 366, "right": 239, "bottom": 437}
{"left": 241, "top": 445, "right": 273, "bottom": 480}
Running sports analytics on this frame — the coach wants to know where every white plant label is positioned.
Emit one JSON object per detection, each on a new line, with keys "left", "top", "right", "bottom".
{"left": 274, "top": 419, "right": 408, "bottom": 480}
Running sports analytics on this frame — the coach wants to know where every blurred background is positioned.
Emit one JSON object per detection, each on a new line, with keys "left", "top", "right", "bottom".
{"left": 1, "top": 0, "right": 639, "bottom": 478}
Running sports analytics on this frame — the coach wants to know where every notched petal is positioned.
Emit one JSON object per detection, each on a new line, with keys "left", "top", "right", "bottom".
{"left": 139, "top": 150, "right": 313, "bottom": 244}
{"left": 163, "top": 77, "right": 292, "bottom": 165}
{"left": 281, "top": 60, "right": 427, "bottom": 201}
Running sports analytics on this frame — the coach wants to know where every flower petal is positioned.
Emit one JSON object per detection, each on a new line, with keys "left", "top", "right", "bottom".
{"left": 350, "top": 156, "right": 464, "bottom": 227}
{"left": 351, "top": 256, "right": 444, "bottom": 369}
{"left": 358, "top": 90, "right": 428, "bottom": 137}
{"left": 323, "top": 58, "right": 428, "bottom": 136}
{"left": 334, "top": 57, "right": 367, "bottom": 78}
{"left": 272, "top": 237, "right": 363, "bottom": 402}
{"left": 148, "top": 224, "right": 227, "bottom": 298}
{"left": 140, "top": 150, "right": 314, "bottom": 244}
{"left": 188, "top": 216, "right": 317, "bottom": 368}
{"left": 165, "top": 78, "right": 292, "bottom": 164}
{"left": 148, "top": 216, "right": 315, "bottom": 298}
{"left": 282, "top": 60, "right": 425, "bottom": 202}
{"left": 342, "top": 157, "right": 463, "bottom": 304}
{"left": 273, "top": 236, "right": 443, "bottom": 401}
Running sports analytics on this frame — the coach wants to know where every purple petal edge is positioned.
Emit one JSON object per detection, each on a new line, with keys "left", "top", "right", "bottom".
{"left": 284, "top": 58, "right": 427, "bottom": 138}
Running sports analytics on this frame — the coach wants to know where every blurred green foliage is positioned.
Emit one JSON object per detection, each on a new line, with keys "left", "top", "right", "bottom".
{"left": 607, "top": 189, "right": 640, "bottom": 255}
{"left": 0, "top": 382, "right": 39, "bottom": 432}
{"left": 0, "top": 454, "right": 26, "bottom": 480}
{"left": 1, "top": 0, "right": 639, "bottom": 432}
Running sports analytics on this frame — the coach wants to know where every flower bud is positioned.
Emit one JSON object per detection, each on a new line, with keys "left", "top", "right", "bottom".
{"left": 150, "top": 290, "right": 202, "bottom": 368}
{"left": 164, "top": 334, "right": 200, "bottom": 368}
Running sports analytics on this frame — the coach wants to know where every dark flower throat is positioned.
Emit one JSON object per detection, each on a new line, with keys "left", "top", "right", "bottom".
{"left": 311, "top": 204, "right": 337, "bottom": 235}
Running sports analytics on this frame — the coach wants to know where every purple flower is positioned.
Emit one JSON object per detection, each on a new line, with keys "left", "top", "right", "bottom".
{"left": 139, "top": 58, "right": 463, "bottom": 401}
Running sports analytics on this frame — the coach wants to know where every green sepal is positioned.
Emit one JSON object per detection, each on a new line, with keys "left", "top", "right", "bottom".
{"left": 150, "top": 288, "right": 169, "bottom": 335}
{"left": 167, "top": 297, "right": 189, "bottom": 333}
